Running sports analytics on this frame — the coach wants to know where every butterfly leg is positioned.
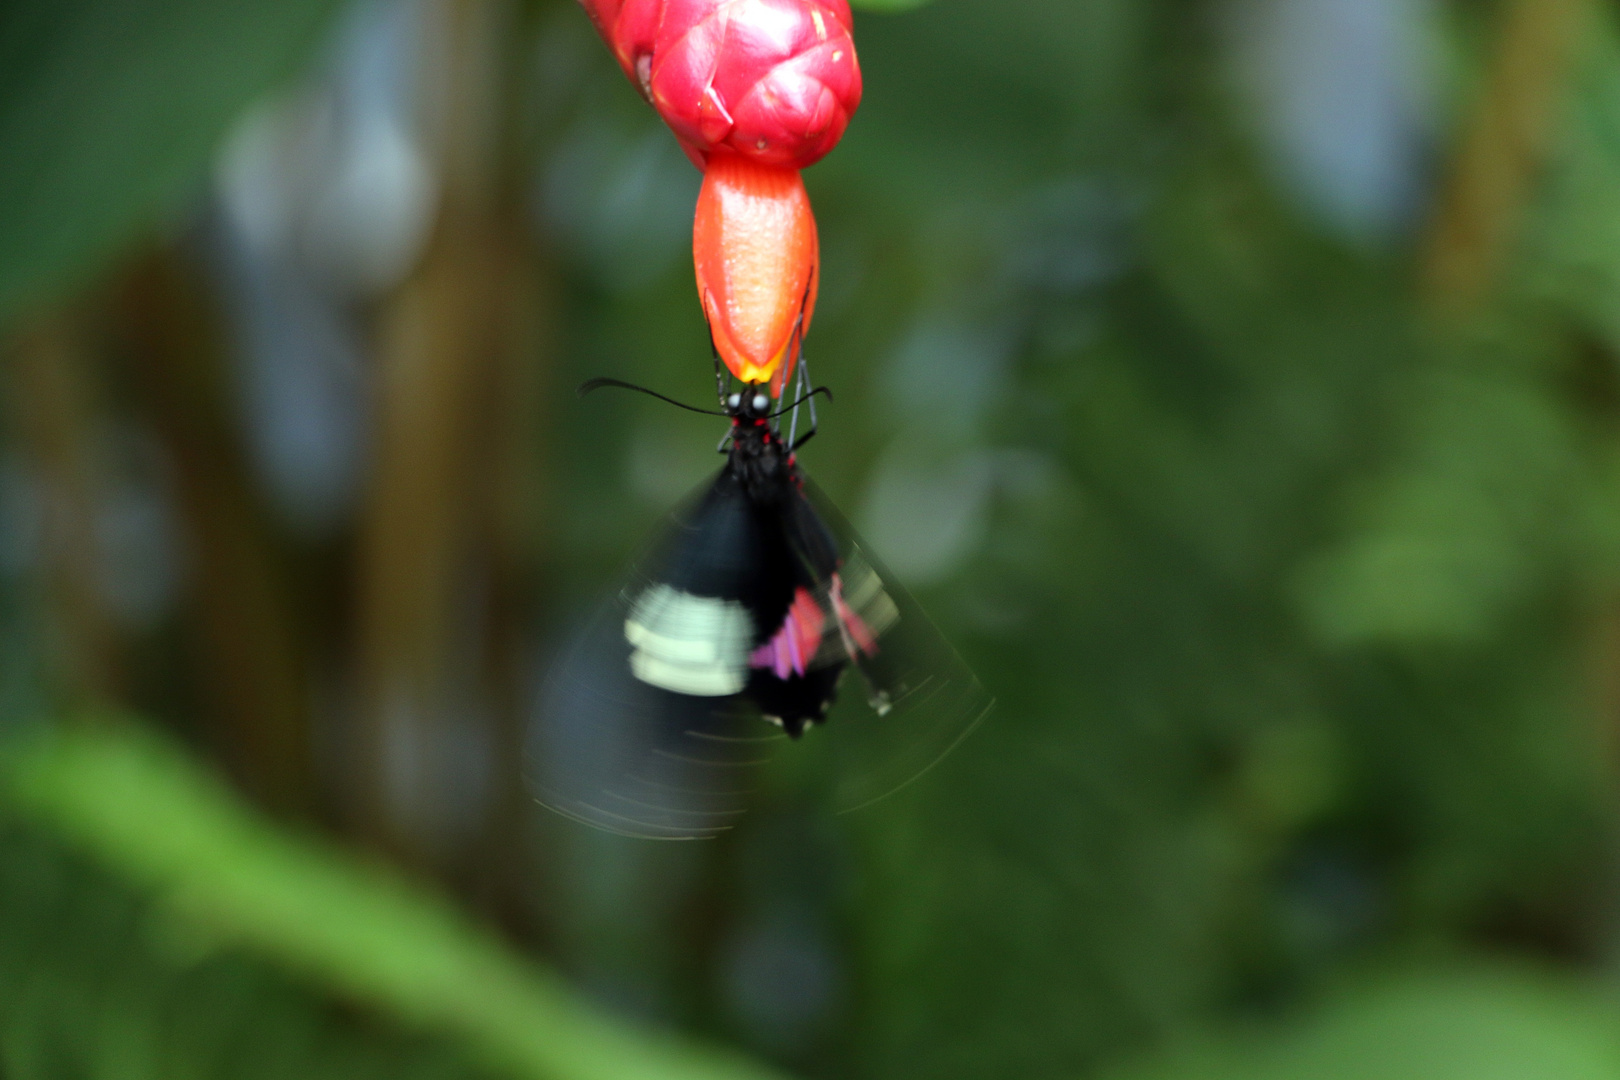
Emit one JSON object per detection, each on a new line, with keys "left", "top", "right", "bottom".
{"left": 777, "top": 272, "right": 814, "bottom": 399}
{"left": 786, "top": 352, "right": 804, "bottom": 448}
{"left": 789, "top": 352, "right": 820, "bottom": 452}
{"left": 711, "top": 330, "right": 732, "bottom": 407}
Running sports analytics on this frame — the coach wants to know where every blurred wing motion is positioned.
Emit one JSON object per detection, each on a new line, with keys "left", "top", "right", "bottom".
{"left": 798, "top": 479, "right": 993, "bottom": 814}
{"left": 527, "top": 471, "right": 992, "bottom": 839}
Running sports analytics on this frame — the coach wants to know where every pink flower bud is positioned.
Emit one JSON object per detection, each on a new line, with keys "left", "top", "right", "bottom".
{"left": 581, "top": 0, "right": 862, "bottom": 170}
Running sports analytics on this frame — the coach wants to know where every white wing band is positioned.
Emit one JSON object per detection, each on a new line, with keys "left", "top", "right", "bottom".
{"left": 625, "top": 584, "right": 752, "bottom": 696}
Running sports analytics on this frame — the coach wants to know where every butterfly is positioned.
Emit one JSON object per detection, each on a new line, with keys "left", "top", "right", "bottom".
{"left": 528, "top": 378, "right": 991, "bottom": 839}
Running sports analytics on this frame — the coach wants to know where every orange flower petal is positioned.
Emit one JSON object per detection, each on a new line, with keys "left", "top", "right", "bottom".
{"left": 693, "top": 154, "right": 819, "bottom": 393}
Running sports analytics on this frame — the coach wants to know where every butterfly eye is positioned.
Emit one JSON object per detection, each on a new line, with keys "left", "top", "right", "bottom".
{"left": 727, "top": 392, "right": 742, "bottom": 410}
{"left": 752, "top": 393, "right": 770, "bottom": 413}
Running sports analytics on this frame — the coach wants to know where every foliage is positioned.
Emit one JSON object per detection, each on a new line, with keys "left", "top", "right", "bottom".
{"left": 0, "top": 820, "right": 490, "bottom": 1080}
{"left": 0, "top": 720, "right": 784, "bottom": 1080}
{"left": 6, "top": 0, "right": 1620, "bottom": 1079}
{"left": 0, "top": 0, "right": 343, "bottom": 328}
{"left": 1110, "top": 965, "right": 1620, "bottom": 1080}
{"left": 846, "top": 0, "right": 938, "bottom": 12}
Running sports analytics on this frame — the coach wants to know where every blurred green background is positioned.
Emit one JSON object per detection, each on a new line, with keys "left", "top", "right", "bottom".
{"left": 6, "top": 0, "right": 1620, "bottom": 1077}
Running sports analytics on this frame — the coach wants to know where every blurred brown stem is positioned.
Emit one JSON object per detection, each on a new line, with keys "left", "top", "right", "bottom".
{"left": 117, "top": 247, "right": 314, "bottom": 819}
{"left": 1422, "top": 0, "right": 1596, "bottom": 319}
{"left": 353, "top": 0, "right": 542, "bottom": 873}
{"left": 6, "top": 310, "right": 122, "bottom": 709}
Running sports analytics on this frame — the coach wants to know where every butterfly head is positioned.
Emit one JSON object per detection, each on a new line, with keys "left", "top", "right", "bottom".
{"left": 725, "top": 388, "right": 774, "bottom": 421}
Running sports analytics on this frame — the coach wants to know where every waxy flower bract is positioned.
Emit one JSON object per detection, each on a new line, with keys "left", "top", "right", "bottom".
{"left": 581, "top": 0, "right": 861, "bottom": 170}
{"left": 694, "top": 153, "right": 819, "bottom": 393}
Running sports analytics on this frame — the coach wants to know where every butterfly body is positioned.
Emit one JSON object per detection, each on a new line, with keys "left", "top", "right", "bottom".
{"left": 626, "top": 399, "right": 858, "bottom": 737}
{"left": 530, "top": 385, "right": 989, "bottom": 839}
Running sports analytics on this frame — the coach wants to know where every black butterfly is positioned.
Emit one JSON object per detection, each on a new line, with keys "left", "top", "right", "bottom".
{"left": 528, "top": 380, "right": 991, "bottom": 839}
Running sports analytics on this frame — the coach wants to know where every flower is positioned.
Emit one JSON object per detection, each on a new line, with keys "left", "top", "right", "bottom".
{"left": 583, "top": 0, "right": 861, "bottom": 170}
{"left": 693, "top": 153, "right": 818, "bottom": 391}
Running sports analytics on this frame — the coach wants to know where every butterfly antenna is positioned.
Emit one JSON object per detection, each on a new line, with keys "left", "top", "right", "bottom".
{"left": 577, "top": 378, "right": 729, "bottom": 416}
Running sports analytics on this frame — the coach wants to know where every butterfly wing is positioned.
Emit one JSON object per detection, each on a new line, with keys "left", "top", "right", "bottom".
{"left": 531, "top": 579, "right": 785, "bottom": 839}
{"left": 792, "top": 477, "right": 995, "bottom": 814}
{"left": 529, "top": 468, "right": 795, "bottom": 839}
{"left": 527, "top": 468, "right": 992, "bottom": 839}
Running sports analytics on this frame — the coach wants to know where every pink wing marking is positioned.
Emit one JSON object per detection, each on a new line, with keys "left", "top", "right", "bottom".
{"left": 750, "top": 586, "right": 825, "bottom": 679}
{"left": 830, "top": 572, "right": 878, "bottom": 657}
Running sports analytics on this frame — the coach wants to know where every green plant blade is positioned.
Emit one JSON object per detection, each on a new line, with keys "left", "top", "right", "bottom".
{"left": 1, "top": 720, "right": 788, "bottom": 1080}
{"left": 1108, "top": 966, "right": 1620, "bottom": 1080}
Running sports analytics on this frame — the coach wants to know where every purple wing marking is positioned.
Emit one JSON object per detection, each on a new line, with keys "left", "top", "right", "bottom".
{"left": 750, "top": 570, "right": 887, "bottom": 682}
{"left": 750, "top": 587, "right": 825, "bottom": 679}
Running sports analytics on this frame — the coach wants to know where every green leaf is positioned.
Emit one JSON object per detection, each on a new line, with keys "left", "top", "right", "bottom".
{"left": 847, "top": 0, "right": 939, "bottom": 13}
{"left": 1106, "top": 965, "right": 1620, "bottom": 1080}
{"left": 0, "top": 720, "right": 788, "bottom": 1080}
{"left": 0, "top": 0, "right": 342, "bottom": 331}
{"left": 1295, "top": 364, "right": 1592, "bottom": 647}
